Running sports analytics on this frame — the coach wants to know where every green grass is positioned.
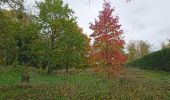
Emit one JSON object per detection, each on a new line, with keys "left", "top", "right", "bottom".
{"left": 0, "top": 66, "right": 170, "bottom": 99}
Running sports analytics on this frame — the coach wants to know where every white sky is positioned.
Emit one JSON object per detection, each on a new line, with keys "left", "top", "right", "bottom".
{"left": 25, "top": 0, "right": 170, "bottom": 50}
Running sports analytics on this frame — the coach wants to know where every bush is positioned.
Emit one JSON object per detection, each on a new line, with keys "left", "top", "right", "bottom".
{"left": 127, "top": 48, "right": 170, "bottom": 71}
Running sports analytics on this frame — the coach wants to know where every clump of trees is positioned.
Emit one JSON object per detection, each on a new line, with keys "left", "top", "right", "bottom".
{"left": 0, "top": 0, "right": 128, "bottom": 81}
{"left": 127, "top": 40, "right": 151, "bottom": 61}
{"left": 36, "top": 0, "right": 90, "bottom": 73}
{"left": 0, "top": 0, "right": 91, "bottom": 81}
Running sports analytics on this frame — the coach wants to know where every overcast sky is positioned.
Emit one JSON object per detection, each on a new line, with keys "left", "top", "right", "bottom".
{"left": 25, "top": 0, "right": 170, "bottom": 50}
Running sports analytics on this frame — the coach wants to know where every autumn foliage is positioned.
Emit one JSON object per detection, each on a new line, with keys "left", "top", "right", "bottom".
{"left": 90, "top": 1, "right": 127, "bottom": 77}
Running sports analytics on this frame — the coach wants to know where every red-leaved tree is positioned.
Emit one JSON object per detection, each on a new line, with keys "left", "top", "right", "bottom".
{"left": 90, "top": 1, "right": 127, "bottom": 77}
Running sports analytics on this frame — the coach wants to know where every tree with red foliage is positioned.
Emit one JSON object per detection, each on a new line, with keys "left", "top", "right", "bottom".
{"left": 90, "top": 1, "right": 127, "bottom": 77}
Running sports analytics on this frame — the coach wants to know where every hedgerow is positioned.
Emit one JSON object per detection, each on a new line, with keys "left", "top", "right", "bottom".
{"left": 127, "top": 48, "right": 170, "bottom": 71}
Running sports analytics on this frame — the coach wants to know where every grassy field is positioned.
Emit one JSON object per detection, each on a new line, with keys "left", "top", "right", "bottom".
{"left": 0, "top": 66, "right": 170, "bottom": 100}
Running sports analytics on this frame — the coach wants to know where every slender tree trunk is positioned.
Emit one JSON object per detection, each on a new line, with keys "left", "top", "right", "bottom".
{"left": 66, "top": 66, "right": 68, "bottom": 73}
{"left": 21, "top": 64, "right": 29, "bottom": 83}
{"left": 47, "top": 65, "right": 52, "bottom": 74}
{"left": 83, "top": 67, "right": 86, "bottom": 72}
{"left": 47, "top": 50, "right": 53, "bottom": 74}
{"left": 48, "top": 29, "right": 56, "bottom": 74}
{"left": 51, "top": 34, "right": 55, "bottom": 50}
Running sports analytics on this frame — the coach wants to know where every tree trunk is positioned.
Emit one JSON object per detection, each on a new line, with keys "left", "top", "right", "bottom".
{"left": 48, "top": 31, "right": 55, "bottom": 74}
{"left": 83, "top": 67, "right": 86, "bottom": 72}
{"left": 47, "top": 65, "right": 52, "bottom": 74}
{"left": 21, "top": 65, "right": 29, "bottom": 83}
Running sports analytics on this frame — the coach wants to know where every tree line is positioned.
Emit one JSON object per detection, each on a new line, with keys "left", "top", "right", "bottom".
{"left": 0, "top": 0, "right": 130, "bottom": 81}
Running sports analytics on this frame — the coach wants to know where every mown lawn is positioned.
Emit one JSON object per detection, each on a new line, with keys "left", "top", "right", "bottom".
{"left": 0, "top": 66, "right": 170, "bottom": 100}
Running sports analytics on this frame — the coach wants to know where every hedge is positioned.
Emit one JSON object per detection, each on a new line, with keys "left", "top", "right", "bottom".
{"left": 127, "top": 48, "right": 170, "bottom": 71}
